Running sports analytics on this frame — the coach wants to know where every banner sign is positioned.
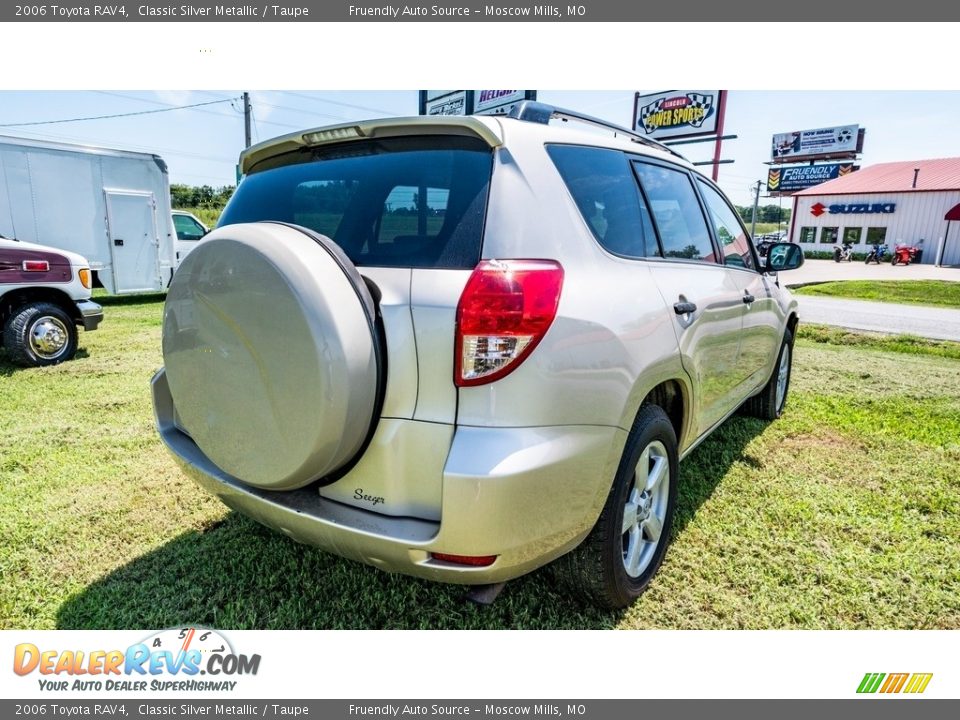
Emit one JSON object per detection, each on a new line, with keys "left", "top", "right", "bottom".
{"left": 767, "top": 163, "right": 855, "bottom": 192}
{"left": 771, "top": 125, "right": 860, "bottom": 160}
{"left": 633, "top": 90, "right": 722, "bottom": 139}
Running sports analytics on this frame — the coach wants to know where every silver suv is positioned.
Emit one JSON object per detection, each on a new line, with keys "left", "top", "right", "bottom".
{"left": 153, "top": 103, "right": 802, "bottom": 609}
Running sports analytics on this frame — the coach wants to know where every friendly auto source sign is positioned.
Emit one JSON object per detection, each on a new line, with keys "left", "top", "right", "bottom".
{"left": 634, "top": 90, "right": 722, "bottom": 140}
{"left": 772, "top": 125, "right": 860, "bottom": 160}
{"left": 767, "top": 163, "right": 855, "bottom": 192}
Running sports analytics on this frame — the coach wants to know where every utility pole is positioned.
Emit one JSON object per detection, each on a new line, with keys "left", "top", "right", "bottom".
{"left": 243, "top": 92, "right": 252, "bottom": 149}
{"left": 750, "top": 180, "right": 762, "bottom": 239}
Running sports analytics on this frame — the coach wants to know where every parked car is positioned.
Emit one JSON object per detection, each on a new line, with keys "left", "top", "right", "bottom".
{"left": 1, "top": 234, "right": 102, "bottom": 366}
{"left": 171, "top": 210, "right": 209, "bottom": 262}
{"left": 152, "top": 103, "right": 802, "bottom": 609}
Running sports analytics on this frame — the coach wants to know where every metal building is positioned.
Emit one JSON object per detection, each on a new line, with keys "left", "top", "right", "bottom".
{"left": 789, "top": 157, "right": 960, "bottom": 266}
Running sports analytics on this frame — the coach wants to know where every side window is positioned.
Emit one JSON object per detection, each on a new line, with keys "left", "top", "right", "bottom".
{"left": 547, "top": 145, "right": 659, "bottom": 258}
{"left": 633, "top": 162, "right": 716, "bottom": 263}
{"left": 697, "top": 180, "right": 756, "bottom": 270}
{"left": 173, "top": 214, "right": 205, "bottom": 241}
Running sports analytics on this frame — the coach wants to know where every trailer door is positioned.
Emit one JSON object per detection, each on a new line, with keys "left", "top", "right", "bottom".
{"left": 105, "top": 190, "right": 161, "bottom": 293}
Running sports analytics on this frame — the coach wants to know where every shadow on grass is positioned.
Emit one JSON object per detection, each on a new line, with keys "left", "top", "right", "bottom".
{"left": 56, "top": 418, "right": 767, "bottom": 630}
{"left": 0, "top": 347, "right": 89, "bottom": 376}
{"left": 95, "top": 292, "right": 166, "bottom": 307}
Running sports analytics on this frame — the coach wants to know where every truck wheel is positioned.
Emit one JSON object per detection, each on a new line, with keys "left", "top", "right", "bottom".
{"left": 554, "top": 404, "right": 678, "bottom": 609}
{"left": 3, "top": 302, "right": 78, "bottom": 367}
{"left": 742, "top": 328, "right": 794, "bottom": 420}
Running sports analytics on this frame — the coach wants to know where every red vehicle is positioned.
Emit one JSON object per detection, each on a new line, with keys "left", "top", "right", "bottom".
{"left": 891, "top": 244, "right": 920, "bottom": 265}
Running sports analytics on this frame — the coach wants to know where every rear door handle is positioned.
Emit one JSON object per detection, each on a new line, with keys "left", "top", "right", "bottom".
{"left": 673, "top": 301, "right": 697, "bottom": 315}
{"left": 743, "top": 293, "right": 755, "bottom": 304}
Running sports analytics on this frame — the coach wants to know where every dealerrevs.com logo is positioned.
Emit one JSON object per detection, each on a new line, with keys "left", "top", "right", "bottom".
{"left": 13, "top": 628, "right": 261, "bottom": 692}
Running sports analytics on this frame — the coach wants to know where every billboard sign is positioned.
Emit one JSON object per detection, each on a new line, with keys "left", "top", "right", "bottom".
{"left": 473, "top": 90, "right": 530, "bottom": 115}
{"left": 419, "top": 90, "right": 536, "bottom": 116}
{"left": 767, "top": 163, "right": 856, "bottom": 193}
{"left": 771, "top": 125, "right": 860, "bottom": 160}
{"left": 633, "top": 90, "right": 722, "bottom": 140}
{"left": 425, "top": 91, "right": 467, "bottom": 116}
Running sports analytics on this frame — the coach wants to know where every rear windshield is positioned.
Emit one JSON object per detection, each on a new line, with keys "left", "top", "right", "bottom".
{"left": 219, "top": 136, "right": 493, "bottom": 269}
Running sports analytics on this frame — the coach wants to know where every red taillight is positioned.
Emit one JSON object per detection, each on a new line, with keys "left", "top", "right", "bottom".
{"left": 22, "top": 260, "right": 50, "bottom": 272}
{"left": 431, "top": 552, "right": 498, "bottom": 567}
{"left": 455, "top": 259, "right": 564, "bottom": 387}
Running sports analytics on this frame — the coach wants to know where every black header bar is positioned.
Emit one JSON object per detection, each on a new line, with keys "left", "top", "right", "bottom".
{"left": 2, "top": 0, "right": 958, "bottom": 21}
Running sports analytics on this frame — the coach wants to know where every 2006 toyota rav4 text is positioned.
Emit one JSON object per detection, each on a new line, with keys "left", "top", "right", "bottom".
{"left": 153, "top": 103, "right": 803, "bottom": 609}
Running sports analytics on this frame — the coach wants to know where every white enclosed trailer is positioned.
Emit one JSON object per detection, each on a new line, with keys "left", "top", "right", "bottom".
{"left": 0, "top": 135, "right": 177, "bottom": 294}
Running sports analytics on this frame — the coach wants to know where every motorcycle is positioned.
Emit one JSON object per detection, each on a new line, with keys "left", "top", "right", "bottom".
{"left": 833, "top": 242, "right": 854, "bottom": 262}
{"left": 865, "top": 244, "right": 889, "bottom": 264}
{"left": 891, "top": 244, "right": 920, "bottom": 266}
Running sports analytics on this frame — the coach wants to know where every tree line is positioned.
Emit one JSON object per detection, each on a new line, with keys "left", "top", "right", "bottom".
{"left": 734, "top": 204, "right": 791, "bottom": 225}
{"left": 170, "top": 184, "right": 235, "bottom": 209}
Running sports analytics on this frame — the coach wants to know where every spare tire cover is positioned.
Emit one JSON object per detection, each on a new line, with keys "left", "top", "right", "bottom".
{"left": 163, "top": 222, "right": 380, "bottom": 491}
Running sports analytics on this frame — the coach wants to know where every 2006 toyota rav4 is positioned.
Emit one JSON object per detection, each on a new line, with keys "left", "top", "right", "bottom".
{"left": 153, "top": 103, "right": 802, "bottom": 609}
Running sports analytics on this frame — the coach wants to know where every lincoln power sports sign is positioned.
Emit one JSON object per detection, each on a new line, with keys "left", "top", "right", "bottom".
{"left": 633, "top": 90, "right": 723, "bottom": 140}
{"left": 767, "top": 163, "right": 855, "bottom": 192}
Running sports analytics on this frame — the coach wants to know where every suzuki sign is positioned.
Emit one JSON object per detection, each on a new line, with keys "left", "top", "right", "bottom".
{"left": 811, "top": 202, "right": 896, "bottom": 216}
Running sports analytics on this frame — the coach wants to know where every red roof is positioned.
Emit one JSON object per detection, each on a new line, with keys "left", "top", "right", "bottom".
{"left": 794, "top": 157, "right": 960, "bottom": 196}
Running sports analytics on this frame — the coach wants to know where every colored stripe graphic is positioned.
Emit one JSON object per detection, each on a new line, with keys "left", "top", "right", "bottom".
{"left": 857, "top": 672, "right": 932, "bottom": 694}
{"left": 880, "top": 673, "right": 909, "bottom": 693}
{"left": 904, "top": 673, "right": 933, "bottom": 694}
{"left": 857, "top": 673, "right": 885, "bottom": 693}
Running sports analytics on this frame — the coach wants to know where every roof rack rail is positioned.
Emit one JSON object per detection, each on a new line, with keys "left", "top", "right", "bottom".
{"left": 507, "top": 101, "right": 687, "bottom": 161}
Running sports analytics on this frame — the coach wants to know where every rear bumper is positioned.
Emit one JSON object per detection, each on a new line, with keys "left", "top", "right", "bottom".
{"left": 76, "top": 300, "right": 103, "bottom": 331}
{"left": 152, "top": 368, "right": 624, "bottom": 584}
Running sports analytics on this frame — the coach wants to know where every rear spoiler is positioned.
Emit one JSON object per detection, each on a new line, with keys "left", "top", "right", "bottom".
{"left": 240, "top": 116, "right": 503, "bottom": 175}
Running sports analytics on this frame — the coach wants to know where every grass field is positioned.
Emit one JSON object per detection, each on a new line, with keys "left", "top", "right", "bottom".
{"left": 795, "top": 280, "right": 960, "bottom": 309}
{"left": 1, "top": 298, "right": 958, "bottom": 630}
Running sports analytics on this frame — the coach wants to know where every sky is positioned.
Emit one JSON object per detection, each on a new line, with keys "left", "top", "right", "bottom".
{"left": 2, "top": 90, "right": 960, "bottom": 207}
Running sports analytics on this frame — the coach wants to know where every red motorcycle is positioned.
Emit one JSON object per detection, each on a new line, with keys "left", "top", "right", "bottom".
{"left": 891, "top": 244, "right": 920, "bottom": 265}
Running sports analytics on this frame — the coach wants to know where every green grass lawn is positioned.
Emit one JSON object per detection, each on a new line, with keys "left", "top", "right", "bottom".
{"left": 795, "top": 280, "right": 960, "bottom": 308}
{"left": 1, "top": 300, "right": 958, "bottom": 630}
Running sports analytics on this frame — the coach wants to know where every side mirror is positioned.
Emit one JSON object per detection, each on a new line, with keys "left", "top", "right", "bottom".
{"left": 764, "top": 242, "right": 804, "bottom": 273}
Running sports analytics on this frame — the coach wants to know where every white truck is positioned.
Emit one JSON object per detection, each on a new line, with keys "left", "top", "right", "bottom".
{"left": 0, "top": 135, "right": 178, "bottom": 294}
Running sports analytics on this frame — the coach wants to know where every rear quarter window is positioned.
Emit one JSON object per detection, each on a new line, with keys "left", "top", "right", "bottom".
{"left": 547, "top": 145, "right": 658, "bottom": 259}
{"left": 219, "top": 136, "right": 493, "bottom": 269}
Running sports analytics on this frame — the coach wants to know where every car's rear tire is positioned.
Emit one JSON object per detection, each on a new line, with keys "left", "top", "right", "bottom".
{"left": 554, "top": 404, "right": 678, "bottom": 609}
{"left": 742, "top": 328, "right": 794, "bottom": 421}
{"left": 3, "top": 302, "right": 78, "bottom": 367}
